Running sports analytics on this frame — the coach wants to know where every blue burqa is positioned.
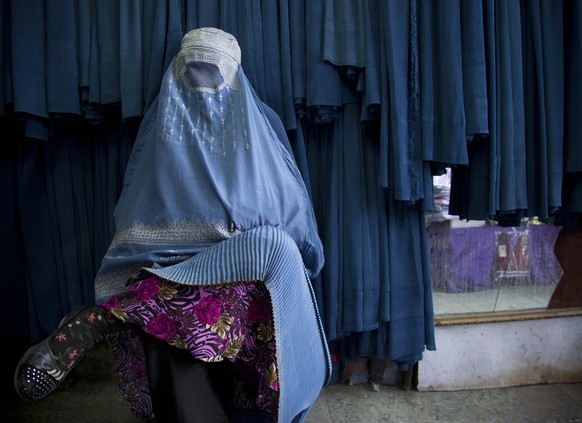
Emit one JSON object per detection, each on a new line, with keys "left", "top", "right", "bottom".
{"left": 94, "top": 28, "right": 330, "bottom": 423}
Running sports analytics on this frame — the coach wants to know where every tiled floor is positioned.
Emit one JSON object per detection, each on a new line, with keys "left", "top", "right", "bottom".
{"left": 3, "top": 343, "right": 581, "bottom": 423}
{"left": 307, "top": 382, "right": 582, "bottom": 423}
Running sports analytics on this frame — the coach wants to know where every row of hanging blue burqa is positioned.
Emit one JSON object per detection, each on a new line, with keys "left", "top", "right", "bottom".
{"left": 1, "top": 1, "right": 580, "bottom": 371}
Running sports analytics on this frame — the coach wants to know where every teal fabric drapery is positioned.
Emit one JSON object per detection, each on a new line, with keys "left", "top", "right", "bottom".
{"left": 1, "top": 0, "right": 580, "bottom": 373}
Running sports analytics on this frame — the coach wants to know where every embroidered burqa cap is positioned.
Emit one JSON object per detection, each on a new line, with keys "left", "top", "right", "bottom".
{"left": 180, "top": 26, "right": 242, "bottom": 63}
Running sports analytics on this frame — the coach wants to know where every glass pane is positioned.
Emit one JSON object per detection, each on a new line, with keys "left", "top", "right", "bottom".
{"left": 427, "top": 219, "right": 563, "bottom": 314}
{"left": 426, "top": 169, "right": 579, "bottom": 315}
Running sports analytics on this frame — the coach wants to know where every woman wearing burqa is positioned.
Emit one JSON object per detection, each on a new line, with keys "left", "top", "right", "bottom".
{"left": 14, "top": 27, "right": 331, "bottom": 423}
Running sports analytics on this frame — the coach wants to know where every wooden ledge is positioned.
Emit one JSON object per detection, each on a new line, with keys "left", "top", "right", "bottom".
{"left": 435, "top": 307, "right": 582, "bottom": 326}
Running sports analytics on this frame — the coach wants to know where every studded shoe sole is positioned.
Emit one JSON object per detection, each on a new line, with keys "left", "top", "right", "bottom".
{"left": 14, "top": 339, "right": 62, "bottom": 401}
{"left": 13, "top": 305, "right": 94, "bottom": 401}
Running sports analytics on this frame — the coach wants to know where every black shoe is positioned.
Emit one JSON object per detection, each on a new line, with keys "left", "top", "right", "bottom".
{"left": 14, "top": 337, "right": 63, "bottom": 401}
{"left": 13, "top": 306, "right": 93, "bottom": 401}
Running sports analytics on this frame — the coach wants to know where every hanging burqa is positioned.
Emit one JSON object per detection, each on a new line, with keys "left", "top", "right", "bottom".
{"left": 2, "top": 0, "right": 581, "bottom": 394}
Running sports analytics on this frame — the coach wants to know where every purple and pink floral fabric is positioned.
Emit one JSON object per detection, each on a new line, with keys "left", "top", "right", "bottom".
{"left": 103, "top": 275, "right": 279, "bottom": 421}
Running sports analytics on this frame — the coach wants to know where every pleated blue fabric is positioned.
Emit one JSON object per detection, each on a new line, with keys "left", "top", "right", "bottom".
{"left": 460, "top": 0, "right": 489, "bottom": 137}
{"left": 147, "top": 225, "right": 331, "bottom": 423}
{"left": 418, "top": 0, "right": 468, "bottom": 166}
{"left": 523, "top": 0, "right": 565, "bottom": 220}
{"left": 46, "top": 0, "right": 80, "bottom": 115}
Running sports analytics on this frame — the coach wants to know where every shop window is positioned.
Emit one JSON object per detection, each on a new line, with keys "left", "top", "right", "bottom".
{"left": 427, "top": 170, "right": 582, "bottom": 316}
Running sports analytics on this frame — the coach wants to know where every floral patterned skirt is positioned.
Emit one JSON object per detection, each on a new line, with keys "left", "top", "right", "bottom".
{"left": 102, "top": 274, "right": 279, "bottom": 421}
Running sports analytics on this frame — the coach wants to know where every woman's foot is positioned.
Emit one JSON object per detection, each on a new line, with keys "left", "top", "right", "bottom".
{"left": 14, "top": 337, "right": 65, "bottom": 400}
{"left": 14, "top": 305, "right": 125, "bottom": 401}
